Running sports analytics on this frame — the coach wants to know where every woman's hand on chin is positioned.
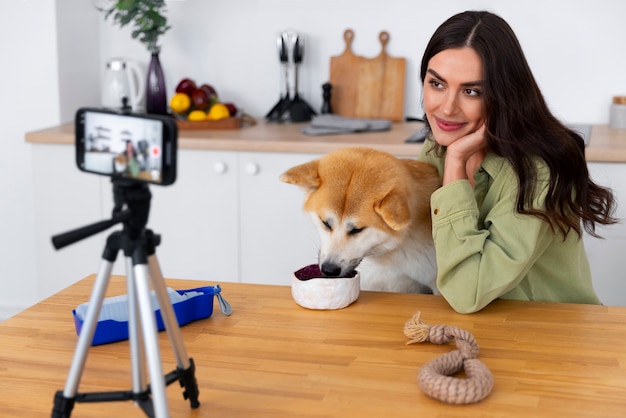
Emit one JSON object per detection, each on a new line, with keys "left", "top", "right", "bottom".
{"left": 443, "top": 123, "right": 487, "bottom": 185}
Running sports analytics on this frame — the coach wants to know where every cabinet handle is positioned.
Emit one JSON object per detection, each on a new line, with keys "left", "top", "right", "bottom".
{"left": 245, "top": 162, "right": 260, "bottom": 175}
{"left": 213, "top": 161, "right": 227, "bottom": 174}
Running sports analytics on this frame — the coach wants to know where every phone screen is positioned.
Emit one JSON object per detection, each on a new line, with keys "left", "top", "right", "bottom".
{"left": 76, "top": 108, "right": 177, "bottom": 185}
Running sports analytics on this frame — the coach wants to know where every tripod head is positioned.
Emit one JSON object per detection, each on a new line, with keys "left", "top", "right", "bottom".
{"left": 52, "top": 179, "right": 152, "bottom": 250}
{"left": 112, "top": 179, "right": 152, "bottom": 239}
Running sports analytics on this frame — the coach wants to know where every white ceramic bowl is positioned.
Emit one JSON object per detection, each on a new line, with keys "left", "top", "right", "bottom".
{"left": 291, "top": 264, "right": 360, "bottom": 310}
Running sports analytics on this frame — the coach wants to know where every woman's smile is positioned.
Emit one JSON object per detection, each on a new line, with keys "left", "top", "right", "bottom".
{"left": 434, "top": 117, "right": 467, "bottom": 132}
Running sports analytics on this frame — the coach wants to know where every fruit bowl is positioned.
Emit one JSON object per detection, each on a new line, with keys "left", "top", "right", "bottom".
{"left": 171, "top": 78, "right": 245, "bottom": 129}
{"left": 291, "top": 264, "right": 360, "bottom": 310}
{"left": 174, "top": 115, "right": 243, "bottom": 130}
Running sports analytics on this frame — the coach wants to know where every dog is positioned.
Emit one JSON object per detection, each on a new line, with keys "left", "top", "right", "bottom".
{"left": 280, "top": 147, "right": 441, "bottom": 294}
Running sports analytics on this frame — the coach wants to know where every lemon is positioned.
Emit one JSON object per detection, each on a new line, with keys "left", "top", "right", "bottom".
{"left": 188, "top": 110, "right": 207, "bottom": 121}
{"left": 206, "top": 103, "right": 230, "bottom": 121}
{"left": 170, "top": 92, "right": 191, "bottom": 113}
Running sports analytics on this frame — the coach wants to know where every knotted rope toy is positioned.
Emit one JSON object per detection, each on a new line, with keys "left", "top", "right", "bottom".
{"left": 403, "top": 311, "right": 494, "bottom": 404}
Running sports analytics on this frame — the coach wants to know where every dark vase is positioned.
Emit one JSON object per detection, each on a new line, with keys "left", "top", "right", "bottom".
{"left": 146, "top": 52, "right": 167, "bottom": 115}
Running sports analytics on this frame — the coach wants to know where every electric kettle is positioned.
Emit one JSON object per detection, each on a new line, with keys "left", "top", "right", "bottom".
{"left": 101, "top": 58, "right": 145, "bottom": 111}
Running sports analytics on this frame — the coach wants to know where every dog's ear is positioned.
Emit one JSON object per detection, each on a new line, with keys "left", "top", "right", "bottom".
{"left": 375, "top": 190, "right": 411, "bottom": 231}
{"left": 279, "top": 160, "right": 321, "bottom": 190}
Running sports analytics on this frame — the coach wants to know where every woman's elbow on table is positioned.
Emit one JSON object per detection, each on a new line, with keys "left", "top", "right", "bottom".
{"left": 438, "top": 282, "right": 502, "bottom": 314}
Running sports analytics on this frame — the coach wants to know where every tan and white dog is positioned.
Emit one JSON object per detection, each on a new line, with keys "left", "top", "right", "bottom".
{"left": 280, "top": 147, "right": 441, "bottom": 294}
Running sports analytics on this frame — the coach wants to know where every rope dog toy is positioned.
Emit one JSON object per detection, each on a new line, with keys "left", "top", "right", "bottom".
{"left": 403, "top": 311, "right": 494, "bottom": 404}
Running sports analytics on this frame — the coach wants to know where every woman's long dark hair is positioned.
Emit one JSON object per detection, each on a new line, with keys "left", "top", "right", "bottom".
{"left": 421, "top": 11, "right": 617, "bottom": 237}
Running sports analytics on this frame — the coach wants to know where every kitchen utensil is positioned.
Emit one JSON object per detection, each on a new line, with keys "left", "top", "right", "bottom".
{"left": 329, "top": 29, "right": 406, "bottom": 122}
{"left": 101, "top": 57, "right": 145, "bottom": 111}
{"left": 329, "top": 29, "right": 360, "bottom": 118}
{"left": 289, "top": 33, "right": 316, "bottom": 122}
{"left": 265, "top": 31, "right": 316, "bottom": 122}
{"left": 265, "top": 33, "right": 290, "bottom": 121}
{"left": 321, "top": 82, "right": 332, "bottom": 114}
{"left": 355, "top": 31, "right": 406, "bottom": 121}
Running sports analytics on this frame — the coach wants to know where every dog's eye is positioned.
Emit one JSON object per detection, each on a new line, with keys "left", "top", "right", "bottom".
{"left": 349, "top": 227, "right": 365, "bottom": 235}
{"left": 321, "top": 219, "right": 332, "bottom": 230}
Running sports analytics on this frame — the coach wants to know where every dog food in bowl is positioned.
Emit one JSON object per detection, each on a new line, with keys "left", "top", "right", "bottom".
{"left": 291, "top": 264, "right": 360, "bottom": 310}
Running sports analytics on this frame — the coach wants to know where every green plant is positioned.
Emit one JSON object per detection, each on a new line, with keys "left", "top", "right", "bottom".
{"left": 97, "top": 0, "right": 171, "bottom": 53}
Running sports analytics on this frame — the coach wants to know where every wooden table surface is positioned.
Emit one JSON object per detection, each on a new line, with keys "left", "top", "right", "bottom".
{"left": 1, "top": 275, "right": 625, "bottom": 417}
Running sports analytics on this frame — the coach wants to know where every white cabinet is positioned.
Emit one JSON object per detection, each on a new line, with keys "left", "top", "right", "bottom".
{"left": 238, "top": 152, "right": 320, "bottom": 285}
{"left": 33, "top": 146, "right": 321, "bottom": 297}
{"left": 106, "top": 150, "right": 241, "bottom": 283}
{"left": 100, "top": 150, "right": 320, "bottom": 286}
{"left": 584, "top": 162, "right": 626, "bottom": 306}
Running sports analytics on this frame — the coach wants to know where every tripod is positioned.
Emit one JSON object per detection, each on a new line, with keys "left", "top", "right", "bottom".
{"left": 51, "top": 180, "right": 200, "bottom": 418}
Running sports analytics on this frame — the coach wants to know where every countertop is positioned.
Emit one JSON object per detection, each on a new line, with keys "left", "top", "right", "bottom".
{"left": 1, "top": 275, "right": 625, "bottom": 417}
{"left": 25, "top": 119, "right": 626, "bottom": 161}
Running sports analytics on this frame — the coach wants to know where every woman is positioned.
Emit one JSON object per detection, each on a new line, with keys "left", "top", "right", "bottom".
{"left": 417, "top": 11, "right": 617, "bottom": 313}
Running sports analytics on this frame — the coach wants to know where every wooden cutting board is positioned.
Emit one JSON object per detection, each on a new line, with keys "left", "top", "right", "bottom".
{"left": 329, "top": 29, "right": 406, "bottom": 122}
{"left": 329, "top": 29, "right": 360, "bottom": 119}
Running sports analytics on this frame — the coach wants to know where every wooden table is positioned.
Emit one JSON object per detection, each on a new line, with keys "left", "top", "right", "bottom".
{"left": 1, "top": 276, "right": 625, "bottom": 417}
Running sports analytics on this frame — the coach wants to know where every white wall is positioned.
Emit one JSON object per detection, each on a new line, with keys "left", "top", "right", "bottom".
{"left": 57, "top": 0, "right": 101, "bottom": 123}
{"left": 1, "top": 0, "right": 625, "bottom": 319}
{"left": 0, "top": 0, "right": 98, "bottom": 321}
{"left": 96, "top": 0, "right": 626, "bottom": 125}
{"left": 0, "top": 2, "right": 59, "bottom": 320}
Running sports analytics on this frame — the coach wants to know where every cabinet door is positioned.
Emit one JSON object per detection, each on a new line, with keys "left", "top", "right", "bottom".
{"left": 584, "top": 162, "right": 626, "bottom": 306}
{"left": 238, "top": 152, "right": 320, "bottom": 285}
{"left": 103, "top": 150, "right": 240, "bottom": 284}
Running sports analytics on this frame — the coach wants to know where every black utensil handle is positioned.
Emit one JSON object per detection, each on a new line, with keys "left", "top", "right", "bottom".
{"left": 293, "top": 34, "right": 303, "bottom": 63}
{"left": 280, "top": 32, "right": 289, "bottom": 63}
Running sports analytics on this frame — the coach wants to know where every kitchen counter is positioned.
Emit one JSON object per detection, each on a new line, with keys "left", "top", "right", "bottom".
{"left": 25, "top": 120, "right": 626, "bottom": 161}
{"left": 25, "top": 119, "right": 424, "bottom": 156}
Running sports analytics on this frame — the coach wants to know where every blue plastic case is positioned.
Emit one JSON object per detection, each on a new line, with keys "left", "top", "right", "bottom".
{"left": 72, "top": 285, "right": 225, "bottom": 346}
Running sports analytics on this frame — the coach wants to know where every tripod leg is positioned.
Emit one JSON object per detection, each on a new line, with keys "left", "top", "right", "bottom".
{"left": 125, "top": 257, "right": 148, "bottom": 395}
{"left": 148, "top": 255, "right": 200, "bottom": 408}
{"left": 133, "top": 262, "right": 169, "bottom": 418}
{"left": 52, "top": 260, "right": 114, "bottom": 417}
{"left": 148, "top": 255, "right": 190, "bottom": 367}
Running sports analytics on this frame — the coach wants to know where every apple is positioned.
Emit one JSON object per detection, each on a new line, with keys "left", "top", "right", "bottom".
{"left": 199, "top": 84, "right": 218, "bottom": 100}
{"left": 175, "top": 78, "right": 197, "bottom": 96}
{"left": 223, "top": 102, "right": 238, "bottom": 116}
{"left": 191, "top": 88, "right": 210, "bottom": 110}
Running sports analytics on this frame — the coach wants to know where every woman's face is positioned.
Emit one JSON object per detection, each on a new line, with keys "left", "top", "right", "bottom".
{"left": 423, "top": 47, "right": 485, "bottom": 147}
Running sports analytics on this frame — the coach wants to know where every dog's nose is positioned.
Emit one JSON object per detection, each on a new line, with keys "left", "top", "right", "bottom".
{"left": 321, "top": 263, "right": 342, "bottom": 277}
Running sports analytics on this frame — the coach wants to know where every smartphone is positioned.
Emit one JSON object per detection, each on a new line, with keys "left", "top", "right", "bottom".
{"left": 75, "top": 108, "right": 177, "bottom": 185}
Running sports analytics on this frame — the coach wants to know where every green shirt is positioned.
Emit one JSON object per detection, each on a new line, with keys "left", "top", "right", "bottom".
{"left": 418, "top": 139, "right": 601, "bottom": 313}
